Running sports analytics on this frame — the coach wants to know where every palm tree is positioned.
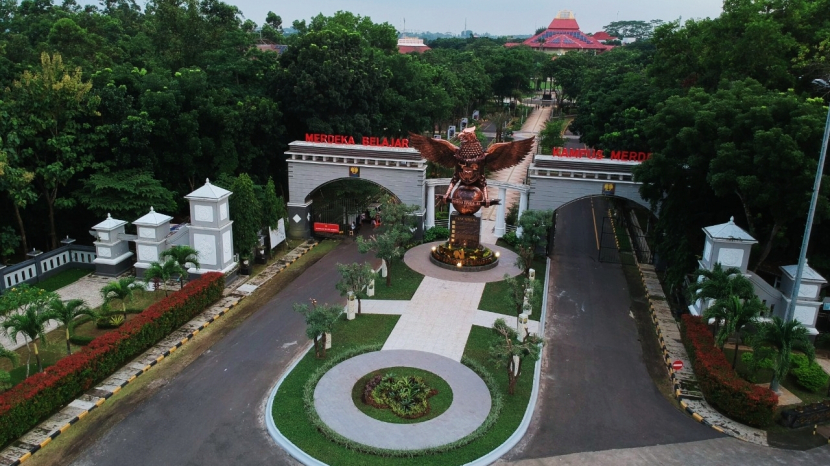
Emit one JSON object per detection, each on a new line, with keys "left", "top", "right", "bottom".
{"left": 688, "top": 263, "right": 754, "bottom": 336}
{"left": 160, "top": 245, "right": 199, "bottom": 288}
{"left": 0, "top": 347, "right": 19, "bottom": 368}
{"left": 1, "top": 302, "right": 50, "bottom": 374}
{"left": 143, "top": 259, "right": 184, "bottom": 297}
{"left": 703, "top": 295, "right": 765, "bottom": 367}
{"left": 44, "top": 298, "right": 97, "bottom": 355}
{"left": 101, "top": 276, "right": 137, "bottom": 318}
{"left": 751, "top": 316, "right": 816, "bottom": 392}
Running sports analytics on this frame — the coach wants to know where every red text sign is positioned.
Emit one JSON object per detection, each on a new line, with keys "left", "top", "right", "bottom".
{"left": 313, "top": 222, "right": 341, "bottom": 234}
{"left": 552, "top": 147, "right": 652, "bottom": 162}
{"left": 305, "top": 133, "right": 410, "bottom": 148}
{"left": 671, "top": 360, "right": 684, "bottom": 371}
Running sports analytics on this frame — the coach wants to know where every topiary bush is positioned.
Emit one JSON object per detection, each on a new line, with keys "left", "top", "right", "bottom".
{"left": 681, "top": 315, "right": 777, "bottom": 427}
{"left": 502, "top": 231, "right": 519, "bottom": 247}
{"left": 790, "top": 353, "right": 830, "bottom": 393}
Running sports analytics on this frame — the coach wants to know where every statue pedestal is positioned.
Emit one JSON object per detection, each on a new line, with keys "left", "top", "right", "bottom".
{"left": 450, "top": 213, "right": 481, "bottom": 249}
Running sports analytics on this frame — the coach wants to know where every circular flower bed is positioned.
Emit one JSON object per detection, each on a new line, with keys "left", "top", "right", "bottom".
{"left": 364, "top": 372, "right": 436, "bottom": 419}
{"left": 351, "top": 366, "right": 452, "bottom": 424}
{"left": 431, "top": 242, "right": 498, "bottom": 268}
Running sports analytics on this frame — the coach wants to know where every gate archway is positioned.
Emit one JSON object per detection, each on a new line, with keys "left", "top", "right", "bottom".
{"left": 285, "top": 141, "right": 426, "bottom": 238}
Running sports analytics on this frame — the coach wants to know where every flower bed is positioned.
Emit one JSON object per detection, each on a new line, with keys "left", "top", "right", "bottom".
{"left": 680, "top": 314, "right": 777, "bottom": 427}
{"left": 363, "top": 373, "right": 438, "bottom": 419}
{"left": 0, "top": 272, "right": 224, "bottom": 447}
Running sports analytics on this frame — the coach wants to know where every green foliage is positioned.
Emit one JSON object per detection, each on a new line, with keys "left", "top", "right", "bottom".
{"left": 702, "top": 295, "right": 763, "bottom": 354}
{"left": 77, "top": 169, "right": 177, "bottom": 220}
{"left": 230, "top": 173, "right": 261, "bottom": 259}
{"left": 422, "top": 226, "right": 449, "bottom": 242}
{"left": 294, "top": 301, "right": 341, "bottom": 358}
{"left": 502, "top": 231, "right": 519, "bottom": 247}
{"left": 335, "top": 262, "right": 375, "bottom": 314}
{"left": 0, "top": 284, "right": 59, "bottom": 318}
{"left": 260, "top": 177, "right": 283, "bottom": 230}
{"left": 160, "top": 246, "right": 199, "bottom": 287}
{"left": 790, "top": 353, "right": 830, "bottom": 393}
{"left": 44, "top": 298, "right": 96, "bottom": 355}
{"left": 489, "top": 318, "right": 544, "bottom": 395}
{"left": 366, "top": 373, "right": 435, "bottom": 419}
{"left": 751, "top": 316, "right": 816, "bottom": 392}
{"left": 0, "top": 348, "right": 19, "bottom": 368}
{"left": 97, "top": 313, "right": 125, "bottom": 328}
{"left": 100, "top": 276, "right": 137, "bottom": 316}
{"left": 0, "top": 287, "right": 54, "bottom": 373}
{"left": 143, "top": 258, "right": 185, "bottom": 295}
{"left": 538, "top": 118, "right": 566, "bottom": 154}
{"left": 602, "top": 20, "right": 664, "bottom": 40}
{"left": 0, "top": 225, "right": 20, "bottom": 263}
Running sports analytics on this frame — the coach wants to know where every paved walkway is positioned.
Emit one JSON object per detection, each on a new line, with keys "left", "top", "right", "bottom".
{"left": 313, "top": 350, "right": 491, "bottom": 450}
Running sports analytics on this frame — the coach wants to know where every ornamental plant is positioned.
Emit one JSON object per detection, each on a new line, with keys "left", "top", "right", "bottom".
{"left": 0, "top": 273, "right": 224, "bottom": 447}
{"left": 680, "top": 314, "right": 777, "bottom": 427}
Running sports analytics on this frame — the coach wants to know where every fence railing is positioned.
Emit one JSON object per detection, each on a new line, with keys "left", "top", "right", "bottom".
{"left": 0, "top": 245, "right": 96, "bottom": 293}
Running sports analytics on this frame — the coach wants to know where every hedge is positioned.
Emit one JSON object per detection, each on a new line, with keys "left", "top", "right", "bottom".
{"left": 0, "top": 272, "right": 224, "bottom": 447}
{"left": 680, "top": 314, "right": 777, "bottom": 427}
{"left": 790, "top": 353, "right": 830, "bottom": 393}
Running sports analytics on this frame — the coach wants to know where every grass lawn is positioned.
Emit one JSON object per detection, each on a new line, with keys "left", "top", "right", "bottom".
{"left": 477, "top": 279, "right": 543, "bottom": 321}
{"left": 272, "top": 320, "right": 533, "bottom": 465}
{"left": 368, "top": 258, "right": 424, "bottom": 300}
{"left": 34, "top": 268, "right": 91, "bottom": 292}
{"left": 351, "top": 367, "right": 453, "bottom": 424}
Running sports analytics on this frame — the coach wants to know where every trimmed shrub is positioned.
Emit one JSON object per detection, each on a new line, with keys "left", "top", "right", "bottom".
{"left": 423, "top": 226, "right": 450, "bottom": 243}
{"left": 0, "top": 272, "right": 224, "bottom": 447}
{"left": 790, "top": 353, "right": 830, "bottom": 393}
{"left": 502, "top": 231, "right": 519, "bottom": 247}
{"left": 68, "top": 335, "right": 94, "bottom": 346}
{"left": 680, "top": 315, "right": 777, "bottom": 427}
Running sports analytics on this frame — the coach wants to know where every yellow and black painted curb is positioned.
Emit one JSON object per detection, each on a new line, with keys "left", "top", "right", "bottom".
{"left": 640, "top": 270, "right": 727, "bottom": 436}
{"left": 5, "top": 240, "right": 320, "bottom": 466}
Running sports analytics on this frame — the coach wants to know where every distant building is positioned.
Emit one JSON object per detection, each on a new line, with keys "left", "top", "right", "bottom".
{"left": 508, "top": 10, "right": 612, "bottom": 55}
{"left": 591, "top": 31, "right": 619, "bottom": 42}
{"left": 397, "top": 37, "right": 431, "bottom": 54}
{"left": 255, "top": 42, "right": 288, "bottom": 54}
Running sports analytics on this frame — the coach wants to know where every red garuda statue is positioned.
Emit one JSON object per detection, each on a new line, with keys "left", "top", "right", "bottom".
{"left": 409, "top": 127, "right": 535, "bottom": 215}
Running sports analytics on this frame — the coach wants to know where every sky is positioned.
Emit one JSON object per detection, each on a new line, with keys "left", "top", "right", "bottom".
{"left": 225, "top": 0, "right": 726, "bottom": 36}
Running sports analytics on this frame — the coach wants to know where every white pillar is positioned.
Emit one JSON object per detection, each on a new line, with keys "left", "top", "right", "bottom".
{"left": 494, "top": 187, "right": 508, "bottom": 238}
{"left": 517, "top": 190, "right": 529, "bottom": 238}
{"left": 367, "top": 279, "right": 375, "bottom": 297}
{"left": 325, "top": 332, "right": 332, "bottom": 350}
{"left": 346, "top": 291, "right": 356, "bottom": 320}
{"left": 426, "top": 184, "right": 435, "bottom": 229}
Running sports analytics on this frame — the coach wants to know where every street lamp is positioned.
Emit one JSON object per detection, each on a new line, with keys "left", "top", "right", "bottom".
{"left": 784, "top": 80, "right": 830, "bottom": 323}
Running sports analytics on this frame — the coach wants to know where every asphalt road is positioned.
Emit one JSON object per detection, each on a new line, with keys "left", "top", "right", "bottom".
{"left": 513, "top": 197, "right": 721, "bottom": 459}
{"left": 70, "top": 240, "right": 371, "bottom": 466}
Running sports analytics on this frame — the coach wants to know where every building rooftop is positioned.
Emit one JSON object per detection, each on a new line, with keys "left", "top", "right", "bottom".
{"left": 133, "top": 207, "right": 173, "bottom": 227}
{"left": 514, "top": 10, "right": 611, "bottom": 52}
{"left": 185, "top": 179, "right": 232, "bottom": 201}
{"left": 703, "top": 217, "right": 757, "bottom": 243}
{"left": 92, "top": 213, "right": 128, "bottom": 231}
{"left": 397, "top": 37, "right": 431, "bottom": 54}
{"left": 780, "top": 263, "right": 827, "bottom": 283}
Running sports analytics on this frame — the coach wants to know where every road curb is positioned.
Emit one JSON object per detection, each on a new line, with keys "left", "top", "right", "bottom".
{"left": 638, "top": 265, "right": 766, "bottom": 445}
{"left": 0, "top": 240, "right": 319, "bottom": 466}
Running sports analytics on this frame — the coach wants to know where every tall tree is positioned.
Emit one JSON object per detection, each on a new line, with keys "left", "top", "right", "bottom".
{"left": 515, "top": 209, "right": 553, "bottom": 275}
{"left": 703, "top": 295, "right": 764, "bottom": 368}
{"left": 229, "top": 173, "right": 261, "bottom": 260}
{"left": 2, "top": 52, "right": 100, "bottom": 249}
{"left": 357, "top": 232, "right": 401, "bottom": 288}
{"left": 1, "top": 289, "right": 54, "bottom": 374}
{"left": 77, "top": 169, "right": 177, "bottom": 220}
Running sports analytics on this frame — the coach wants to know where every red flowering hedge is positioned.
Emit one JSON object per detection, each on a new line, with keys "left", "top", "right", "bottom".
{"left": 680, "top": 314, "right": 777, "bottom": 427}
{"left": 0, "top": 272, "right": 224, "bottom": 447}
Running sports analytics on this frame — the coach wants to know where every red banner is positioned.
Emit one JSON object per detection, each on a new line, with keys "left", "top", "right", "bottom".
{"left": 313, "top": 222, "right": 341, "bottom": 234}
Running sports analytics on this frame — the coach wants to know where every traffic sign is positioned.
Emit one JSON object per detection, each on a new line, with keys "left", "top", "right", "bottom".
{"left": 671, "top": 360, "right": 684, "bottom": 371}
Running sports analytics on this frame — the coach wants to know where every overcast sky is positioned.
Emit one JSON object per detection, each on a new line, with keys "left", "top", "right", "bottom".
{"left": 225, "top": 0, "right": 725, "bottom": 36}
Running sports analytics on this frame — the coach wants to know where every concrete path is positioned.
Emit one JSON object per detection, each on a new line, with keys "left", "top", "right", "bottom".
{"left": 313, "top": 350, "right": 491, "bottom": 450}
{"left": 382, "top": 276, "right": 484, "bottom": 361}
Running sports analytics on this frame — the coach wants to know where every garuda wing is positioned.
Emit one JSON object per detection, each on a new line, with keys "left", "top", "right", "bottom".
{"left": 483, "top": 136, "right": 535, "bottom": 172}
{"left": 408, "top": 132, "right": 459, "bottom": 168}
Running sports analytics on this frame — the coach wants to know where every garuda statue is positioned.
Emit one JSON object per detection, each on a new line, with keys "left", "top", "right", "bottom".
{"left": 409, "top": 127, "right": 535, "bottom": 215}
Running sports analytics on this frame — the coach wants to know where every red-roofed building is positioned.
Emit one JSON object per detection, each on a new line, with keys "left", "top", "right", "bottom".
{"left": 591, "top": 31, "right": 619, "bottom": 42}
{"left": 509, "top": 10, "right": 613, "bottom": 55}
{"left": 397, "top": 37, "right": 431, "bottom": 54}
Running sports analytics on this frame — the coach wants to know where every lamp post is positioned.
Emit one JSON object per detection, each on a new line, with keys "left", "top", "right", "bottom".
{"left": 784, "top": 80, "right": 830, "bottom": 323}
